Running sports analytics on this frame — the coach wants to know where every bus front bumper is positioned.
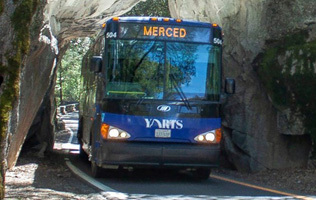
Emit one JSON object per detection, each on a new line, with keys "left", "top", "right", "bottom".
{"left": 97, "top": 141, "right": 220, "bottom": 168}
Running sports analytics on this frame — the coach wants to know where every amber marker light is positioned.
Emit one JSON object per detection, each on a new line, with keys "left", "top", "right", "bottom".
{"left": 163, "top": 18, "right": 170, "bottom": 22}
{"left": 102, "top": 23, "right": 106, "bottom": 28}
{"left": 215, "top": 128, "right": 222, "bottom": 143}
{"left": 212, "top": 23, "right": 218, "bottom": 27}
{"left": 176, "top": 19, "right": 182, "bottom": 23}
{"left": 151, "top": 17, "right": 158, "bottom": 21}
{"left": 112, "top": 17, "right": 119, "bottom": 21}
{"left": 100, "top": 123, "right": 109, "bottom": 139}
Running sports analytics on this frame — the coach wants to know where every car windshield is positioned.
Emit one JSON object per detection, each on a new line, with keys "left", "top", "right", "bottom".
{"left": 105, "top": 39, "right": 221, "bottom": 101}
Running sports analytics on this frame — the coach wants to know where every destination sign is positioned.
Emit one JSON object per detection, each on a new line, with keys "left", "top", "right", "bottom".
{"left": 119, "top": 23, "right": 212, "bottom": 43}
{"left": 144, "top": 26, "right": 187, "bottom": 38}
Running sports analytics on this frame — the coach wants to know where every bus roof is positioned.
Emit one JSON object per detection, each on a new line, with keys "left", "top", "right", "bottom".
{"left": 101, "top": 16, "right": 223, "bottom": 44}
{"left": 105, "top": 16, "right": 222, "bottom": 30}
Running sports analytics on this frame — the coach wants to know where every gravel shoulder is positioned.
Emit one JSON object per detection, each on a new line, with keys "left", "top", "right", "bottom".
{"left": 5, "top": 150, "right": 100, "bottom": 199}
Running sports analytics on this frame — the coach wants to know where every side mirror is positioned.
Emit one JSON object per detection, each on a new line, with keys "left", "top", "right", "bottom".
{"left": 225, "top": 78, "right": 235, "bottom": 94}
{"left": 90, "top": 56, "right": 102, "bottom": 73}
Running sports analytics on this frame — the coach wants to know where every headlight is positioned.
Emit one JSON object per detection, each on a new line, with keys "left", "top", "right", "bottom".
{"left": 108, "top": 128, "right": 131, "bottom": 139}
{"left": 109, "top": 129, "right": 119, "bottom": 138}
{"left": 205, "top": 133, "right": 215, "bottom": 141}
{"left": 194, "top": 128, "right": 222, "bottom": 144}
{"left": 100, "top": 123, "right": 131, "bottom": 140}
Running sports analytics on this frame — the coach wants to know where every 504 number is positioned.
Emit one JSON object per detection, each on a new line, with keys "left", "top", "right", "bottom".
{"left": 106, "top": 32, "right": 117, "bottom": 38}
{"left": 213, "top": 38, "right": 223, "bottom": 45}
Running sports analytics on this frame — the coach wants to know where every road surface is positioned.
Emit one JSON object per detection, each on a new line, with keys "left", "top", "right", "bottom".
{"left": 57, "top": 111, "right": 311, "bottom": 200}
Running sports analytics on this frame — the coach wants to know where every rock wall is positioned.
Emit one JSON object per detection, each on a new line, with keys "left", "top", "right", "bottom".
{"left": 169, "top": 0, "right": 315, "bottom": 171}
{"left": 5, "top": 1, "right": 58, "bottom": 168}
{"left": 1, "top": 0, "right": 144, "bottom": 169}
{"left": 46, "top": 0, "right": 144, "bottom": 44}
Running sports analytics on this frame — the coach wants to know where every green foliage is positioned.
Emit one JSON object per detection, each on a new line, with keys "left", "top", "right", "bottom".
{"left": 11, "top": 0, "right": 39, "bottom": 54}
{"left": 0, "top": 58, "right": 20, "bottom": 136}
{"left": 55, "top": 38, "right": 91, "bottom": 105}
{"left": 124, "top": 0, "right": 170, "bottom": 17}
{"left": 257, "top": 30, "right": 316, "bottom": 156}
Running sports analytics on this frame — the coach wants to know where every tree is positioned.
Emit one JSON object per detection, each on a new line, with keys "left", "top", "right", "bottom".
{"left": 124, "top": 0, "right": 170, "bottom": 17}
{"left": 55, "top": 38, "right": 91, "bottom": 105}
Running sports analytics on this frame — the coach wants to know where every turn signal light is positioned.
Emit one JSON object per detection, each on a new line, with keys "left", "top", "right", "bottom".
{"left": 100, "top": 123, "right": 109, "bottom": 139}
{"left": 215, "top": 128, "right": 222, "bottom": 143}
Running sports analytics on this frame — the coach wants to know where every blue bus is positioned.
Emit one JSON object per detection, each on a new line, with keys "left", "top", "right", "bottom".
{"left": 78, "top": 16, "right": 235, "bottom": 180}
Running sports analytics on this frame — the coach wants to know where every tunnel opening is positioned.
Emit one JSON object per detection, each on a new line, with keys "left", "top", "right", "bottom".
{"left": 55, "top": 38, "right": 91, "bottom": 107}
{"left": 21, "top": 0, "right": 172, "bottom": 158}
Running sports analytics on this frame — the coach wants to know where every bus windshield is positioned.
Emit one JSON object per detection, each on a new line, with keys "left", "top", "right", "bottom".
{"left": 105, "top": 39, "right": 221, "bottom": 101}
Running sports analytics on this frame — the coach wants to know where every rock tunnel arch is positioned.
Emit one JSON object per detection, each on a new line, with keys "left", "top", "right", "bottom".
{"left": 2, "top": 0, "right": 149, "bottom": 169}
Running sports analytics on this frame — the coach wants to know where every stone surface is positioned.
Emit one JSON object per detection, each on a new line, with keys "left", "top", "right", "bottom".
{"left": 5, "top": 1, "right": 59, "bottom": 168}
{"left": 45, "top": 0, "right": 143, "bottom": 44}
{"left": 169, "top": 0, "right": 315, "bottom": 171}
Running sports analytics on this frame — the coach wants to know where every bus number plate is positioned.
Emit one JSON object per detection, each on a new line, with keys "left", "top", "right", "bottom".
{"left": 155, "top": 129, "right": 171, "bottom": 138}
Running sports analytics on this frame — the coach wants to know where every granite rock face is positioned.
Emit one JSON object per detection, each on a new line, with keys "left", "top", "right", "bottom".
{"left": 46, "top": 0, "right": 143, "bottom": 44}
{"left": 169, "top": 0, "right": 315, "bottom": 171}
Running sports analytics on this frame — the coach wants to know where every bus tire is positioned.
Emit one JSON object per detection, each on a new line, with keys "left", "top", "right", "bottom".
{"left": 91, "top": 161, "right": 103, "bottom": 178}
{"left": 194, "top": 168, "right": 211, "bottom": 180}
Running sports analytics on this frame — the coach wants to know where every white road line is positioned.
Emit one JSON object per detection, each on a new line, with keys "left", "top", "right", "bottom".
{"left": 65, "top": 159, "right": 117, "bottom": 192}
{"left": 60, "top": 127, "right": 79, "bottom": 151}
{"left": 66, "top": 127, "right": 74, "bottom": 144}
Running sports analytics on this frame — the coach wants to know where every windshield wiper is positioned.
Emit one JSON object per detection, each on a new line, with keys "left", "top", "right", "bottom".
{"left": 169, "top": 74, "right": 192, "bottom": 110}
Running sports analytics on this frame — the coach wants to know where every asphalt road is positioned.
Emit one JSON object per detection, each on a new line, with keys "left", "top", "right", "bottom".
{"left": 59, "top": 111, "right": 304, "bottom": 200}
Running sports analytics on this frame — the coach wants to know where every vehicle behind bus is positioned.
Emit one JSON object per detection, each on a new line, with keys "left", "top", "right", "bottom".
{"left": 78, "top": 16, "right": 235, "bottom": 180}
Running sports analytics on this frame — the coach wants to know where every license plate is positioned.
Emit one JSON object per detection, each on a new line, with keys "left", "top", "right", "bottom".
{"left": 155, "top": 129, "right": 171, "bottom": 138}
